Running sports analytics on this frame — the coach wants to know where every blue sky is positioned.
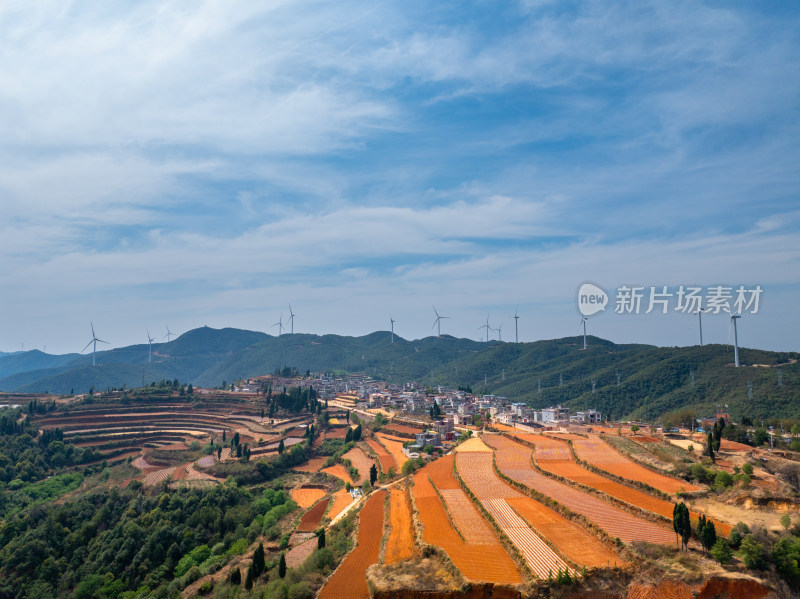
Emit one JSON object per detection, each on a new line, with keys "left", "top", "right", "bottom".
{"left": 1, "top": 0, "right": 798, "bottom": 354}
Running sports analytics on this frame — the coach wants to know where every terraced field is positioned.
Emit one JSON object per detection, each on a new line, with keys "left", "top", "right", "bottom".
{"left": 318, "top": 490, "right": 386, "bottom": 599}
{"left": 483, "top": 434, "right": 675, "bottom": 545}
{"left": 412, "top": 457, "right": 522, "bottom": 584}
{"left": 343, "top": 447, "right": 375, "bottom": 483}
{"left": 515, "top": 433, "right": 681, "bottom": 520}
{"left": 297, "top": 498, "right": 330, "bottom": 532}
{"left": 291, "top": 487, "right": 327, "bottom": 508}
{"left": 328, "top": 489, "right": 356, "bottom": 521}
{"left": 455, "top": 450, "right": 577, "bottom": 576}
{"left": 385, "top": 489, "right": 414, "bottom": 564}
{"left": 571, "top": 435, "right": 700, "bottom": 494}
{"left": 375, "top": 433, "right": 408, "bottom": 468}
{"left": 366, "top": 438, "right": 396, "bottom": 473}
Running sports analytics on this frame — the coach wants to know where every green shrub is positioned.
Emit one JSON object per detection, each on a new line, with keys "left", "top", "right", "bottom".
{"left": 772, "top": 535, "right": 800, "bottom": 589}
{"left": 742, "top": 462, "right": 754, "bottom": 475}
{"left": 288, "top": 581, "right": 314, "bottom": 599}
{"left": 713, "top": 470, "right": 733, "bottom": 491}
{"left": 198, "top": 580, "right": 213, "bottom": 594}
{"left": 710, "top": 538, "right": 732, "bottom": 564}
{"left": 739, "top": 535, "right": 766, "bottom": 570}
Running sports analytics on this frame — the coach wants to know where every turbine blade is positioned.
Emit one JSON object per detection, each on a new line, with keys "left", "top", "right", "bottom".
{"left": 81, "top": 340, "right": 93, "bottom": 353}
{"left": 96, "top": 339, "right": 109, "bottom": 344}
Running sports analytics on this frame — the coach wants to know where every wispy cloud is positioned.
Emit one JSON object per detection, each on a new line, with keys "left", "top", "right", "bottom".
{"left": 0, "top": 0, "right": 798, "bottom": 354}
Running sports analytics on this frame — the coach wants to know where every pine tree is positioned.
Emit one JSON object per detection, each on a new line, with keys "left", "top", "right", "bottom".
{"left": 252, "top": 542, "right": 265, "bottom": 577}
{"left": 318, "top": 529, "right": 326, "bottom": 549}
{"left": 370, "top": 463, "right": 378, "bottom": 486}
{"left": 278, "top": 439, "right": 285, "bottom": 454}
{"left": 244, "top": 563, "right": 253, "bottom": 590}
{"left": 230, "top": 567, "right": 241, "bottom": 585}
{"left": 278, "top": 553, "right": 287, "bottom": 578}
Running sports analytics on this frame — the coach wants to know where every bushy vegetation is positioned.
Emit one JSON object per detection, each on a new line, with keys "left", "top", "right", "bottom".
{"left": 0, "top": 480, "right": 296, "bottom": 598}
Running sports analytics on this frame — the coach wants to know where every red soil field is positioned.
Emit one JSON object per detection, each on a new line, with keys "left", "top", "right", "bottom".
{"left": 366, "top": 438, "right": 397, "bottom": 473}
{"left": 720, "top": 439, "right": 752, "bottom": 452}
{"left": 438, "top": 489, "right": 498, "bottom": 545}
{"left": 412, "top": 459, "right": 522, "bottom": 584}
{"left": 505, "top": 496, "right": 622, "bottom": 568}
{"left": 384, "top": 489, "right": 414, "bottom": 564}
{"left": 290, "top": 456, "right": 328, "bottom": 473}
{"left": 375, "top": 433, "right": 409, "bottom": 468}
{"left": 425, "top": 453, "right": 461, "bottom": 490}
{"left": 285, "top": 535, "right": 317, "bottom": 568}
{"left": 321, "top": 464, "right": 351, "bottom": 483}
{"left": 172, "top": 465, "right": 187, "bottom": 481}
{"left": 297, "top": 498, "right": 330, "bottom": 532}
{"left": 455, "top": 451, "right": 573, "bottom": 577}
{"left": 327, "top": 489, "right": 355, "bottom": 521}
{"left": 382, "top": 423, "right": 423, "bottom": 437}
{"left": 571, "top": 435, "right": 700, "bottom": 494}
{"left": 524, "top": 434, "right": 680, "bottom": 521}
{"left": 343, "top": 447, "right": 374, "bottom": 483}
{"left": 318, "top": 491, "right": 386, "bottom": 599}
{"left": 291, "top": 487, "right": 327, "bottom": 508}
{"left": 483, "top": 435, "right": 675, "bottom": 545}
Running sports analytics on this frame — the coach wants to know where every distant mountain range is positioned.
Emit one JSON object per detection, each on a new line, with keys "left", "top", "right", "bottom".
{"left": 1, "top": 326, "right": 797, "bottom": 422}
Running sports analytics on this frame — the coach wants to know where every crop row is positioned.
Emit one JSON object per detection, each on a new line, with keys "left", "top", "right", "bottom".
{"left": 483, "top": 435, "right": 675, "bottom": 545}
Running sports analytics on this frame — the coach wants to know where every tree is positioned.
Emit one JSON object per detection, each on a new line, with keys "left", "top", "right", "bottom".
{"left": 710, "top": 538, "right": 733, "bottom": 565}
{"left": 707, "top": 432, "right": 715, "bottom": 464}
{"left": 222, "top": 430, "right": 226, "bottom": 443}
{"left": 369, "top": 463, "right": 378, "bottom": 486}
{"left": 672, "top": 502, "right": 691, "bottom": 550}
{"left": 699, "top": 518, "right": 716, "bottom": 553}
{"left": 252, "top": 542, "right": 265, "bottom": 577}
{"left": 630, "top": 425, "right": 640, "bottom": 435}
{"left": 742, "top": 462, "right": 754, "bottom": 475}
{"left": 739, "top": 536, "right": 766, "bottom": 569}
{"left": 230, "top": 567, "right": 241, "bottom": 585}
{"left": 353, "top": 424, "right": 362, "bottom": 441}
{"left": 217, "top": 446, "right": 222, "bottom": 460}
{"left": 187, "top": 384, "right": 193, "bottom": 394}
{"left": 345, "top": 427, "right": 353, "bottom": 443}
{"left": 278, "top": 439, "right": 285, "bottom": 454}
{"left": 782, "top": 514, "right": 792, "bottom": 530}
{"left": 244, "top": 563, "right": 253, "bottom": 590}
{"left": 318, "top": 529, "right": 326, "bottom": 549}
{"left": 278, "top": 552, "right": 287, "bottom": 578}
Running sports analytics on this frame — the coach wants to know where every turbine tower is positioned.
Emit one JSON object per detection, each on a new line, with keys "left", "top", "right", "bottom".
{"left": 162, "top": 325, "right": 175, "bottom": 342}
{"left": 82, "top": 322, "right": 108, "bottom": 366}
{"left": 288, "top": 304, "right": 295, "bottom": 334}
{"left": 432, "top": 306, "right": 449, "bottom": 337}
{"left": 513, "top": 306, "right": 520, "bottom": 343}
{"left": 731, "top": 313, "right": 741, "bottom": 367}
{"left": 390, "top": 316, "right": 395, "bottom": 343}
{"left": 495, "top": 322, "right": 503, "bottom": 342}
{"left": 696, "top": 308, "right": 709, "bottom": 346}
{"left": 272, "top": 314, "right": 284, "bottom": 336}
{"left": 580, "top": 316, "right": 588, "bottom": 350}
{"left": 478, "top": 315, "right": 491, "bottom": 342}
{"left": 146, "top": 329, "right": 156, "bottom": 363}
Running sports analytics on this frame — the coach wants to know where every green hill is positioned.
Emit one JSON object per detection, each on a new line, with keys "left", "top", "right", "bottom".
{"left": 1, "top": 327, "right": 797, "bottom": 422}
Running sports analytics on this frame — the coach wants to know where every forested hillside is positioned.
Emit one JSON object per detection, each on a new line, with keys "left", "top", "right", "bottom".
{"left": 2, "top": 327, "right": 797, "bottom": 422}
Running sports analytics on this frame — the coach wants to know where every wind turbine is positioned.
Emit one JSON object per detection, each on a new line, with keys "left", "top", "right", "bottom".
{"left": 730, "top": 312, "right": 742, "bottom": 367}
{"left": 390, "top": 316, "right": 395, "bottom": 343}
{"left": 513, "top": 306, "right": 520, "bottom": 343}
{"left": 579, "top": 316, "right": 588, "bottom": 350}
{"left": 146, "top": 329, "right": 156, "bottom": 363}
{"left": 162, "top": 325, "right": 175, "bottom": 342}
{"left": 432, "top": 306, "right": 449, "bottom": 337}
{"left": 494, "top": 322, "right": 503, "bottom": 342}
{"left": 272, "top": 314, "right": 284, "bottom": 336}
{"left": 82, "top": 322, "right": 108, "bottom": 366}
{"left": 696, "top": 308, "right": 709, "bottom": 346}
{"left": 478, "top": 315, "right": 492, "bottom": 342}
{"left": 288, "top": 304, "right": 295, "bottom": 334}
